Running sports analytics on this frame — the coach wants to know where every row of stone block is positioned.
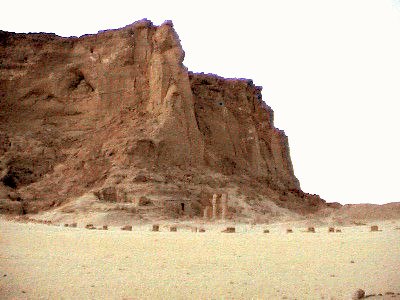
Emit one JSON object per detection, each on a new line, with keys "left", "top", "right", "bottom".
{"left": 66, "top": 223, "right": 383, "bottom": 233}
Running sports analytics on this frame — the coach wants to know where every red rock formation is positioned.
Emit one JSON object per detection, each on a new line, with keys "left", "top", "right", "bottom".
{"left": 190, "top": 72, "right": 299, "bottom": 189}
{"left": 0, "top": 19, "right": 328, "bottom": 217}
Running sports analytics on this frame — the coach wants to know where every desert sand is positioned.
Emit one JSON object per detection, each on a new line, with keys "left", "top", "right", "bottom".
{"left": 1, "top": 219, "right": 399, "bottom": 299}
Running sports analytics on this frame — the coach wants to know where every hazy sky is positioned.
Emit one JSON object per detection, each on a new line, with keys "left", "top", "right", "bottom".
{"left": 2, "top": 0, "right": 400, "bottom": 204}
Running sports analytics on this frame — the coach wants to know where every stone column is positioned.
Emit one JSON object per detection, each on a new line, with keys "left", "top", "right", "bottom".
{"left": 203, "top": 206, "right": 210, "bottom": 221}
{"left": 212, "top": 194, "right": 218, "bottom": 220}
{"left": 221, "top": 193, "right": 228, "bottom": 220}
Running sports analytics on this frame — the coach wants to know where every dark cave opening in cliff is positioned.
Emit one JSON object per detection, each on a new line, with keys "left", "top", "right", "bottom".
{"left": 2, "top": 174, "right": 17, "bottom": 189}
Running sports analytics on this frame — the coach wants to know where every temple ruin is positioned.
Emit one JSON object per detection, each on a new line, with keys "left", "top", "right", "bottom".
{"left": 203, "top": 193, "right": 229, "bottom": 221}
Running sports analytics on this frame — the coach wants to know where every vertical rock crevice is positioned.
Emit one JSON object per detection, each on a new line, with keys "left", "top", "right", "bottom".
{"left": 147, "top": 21, "right": 204, "bottom": 167}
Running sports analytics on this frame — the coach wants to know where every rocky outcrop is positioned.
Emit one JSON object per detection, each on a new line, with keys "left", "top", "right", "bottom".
{"left": 0, "top": 19, "right": 327, "bottom": 218}
{"left": 190, "top": 72, "right": 299, "bottom": 189}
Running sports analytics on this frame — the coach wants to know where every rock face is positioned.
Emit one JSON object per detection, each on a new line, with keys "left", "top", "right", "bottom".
{"left": 190, "top": 72, "right": 299, "bottom": 188}
{"left": 0, "top": 19, "right": 327, "bottom": 218}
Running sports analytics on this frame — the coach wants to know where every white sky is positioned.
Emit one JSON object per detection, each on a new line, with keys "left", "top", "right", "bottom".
{"left": 2, "top": 0, "right": 400, "bottom": 204}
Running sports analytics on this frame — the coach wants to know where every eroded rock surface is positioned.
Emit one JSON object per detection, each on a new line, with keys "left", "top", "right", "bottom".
{"left": 0, "top": 19, "right": 328, "bottom": 218}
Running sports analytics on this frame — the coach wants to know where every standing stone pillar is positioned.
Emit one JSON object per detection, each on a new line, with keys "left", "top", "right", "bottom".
{"left": 212, "top": 194, "right": 218, "bottom": 220}
{"left": 221, "top": 193, "right": 228, "bottom": 220}
{"left": 203, "top": 207, "right": 210, "bottom": 221}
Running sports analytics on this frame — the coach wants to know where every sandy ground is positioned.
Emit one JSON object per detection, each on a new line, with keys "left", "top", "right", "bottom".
{"left": 1, "top": 219, "right": 400, "bottom": 300}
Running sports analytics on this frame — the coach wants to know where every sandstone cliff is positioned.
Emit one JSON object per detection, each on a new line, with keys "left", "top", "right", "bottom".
{"left": 0, "top": 20, "right": 327, "bottom": 220}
